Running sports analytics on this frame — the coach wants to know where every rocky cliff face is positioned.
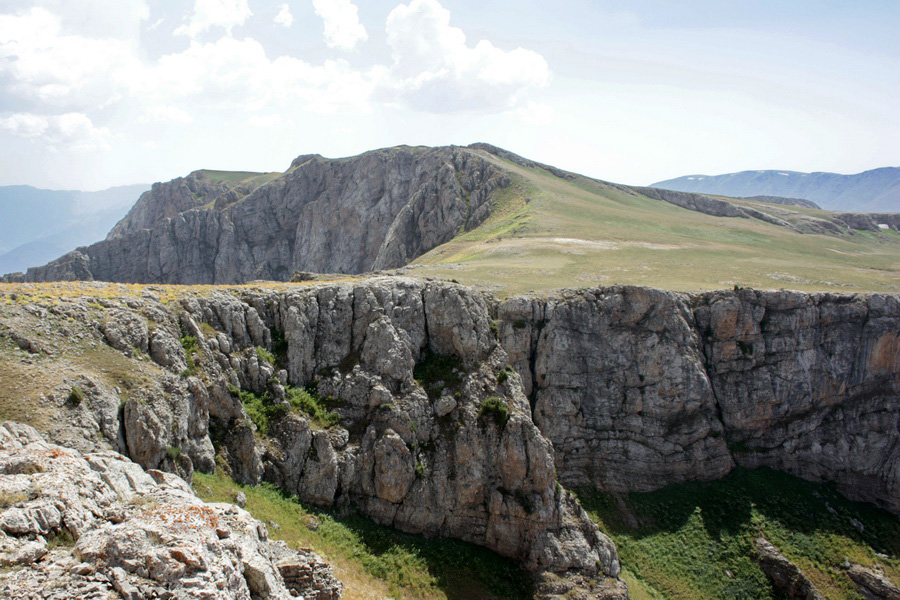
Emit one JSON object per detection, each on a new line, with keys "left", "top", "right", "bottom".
{"left": 499, "top": 286, "right": 900, "bottom": 513}
{"left": 1, "top": 279, "right": 897, "bottom": 595}
{"left": 19, "top": 146, "right": 509, "bottom": 284}
{"left": 0, "top": 421, "right": 342, "bottom": 600}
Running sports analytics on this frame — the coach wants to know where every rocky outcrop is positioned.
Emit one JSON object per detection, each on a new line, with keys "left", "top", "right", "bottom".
{"left": 0, "top": 421, "right": 342, "bottom": 600}
{"left": 499, "top": 286, "right": 900, "bottom": 513}
{"left": 847, "top": 563, "right": 900, "bottom": 600}
{"left": 20, "top": 146, "right": 510, "bottom": 284}
{"left": 753, "top": 536, "right": 824, "bottom": 600}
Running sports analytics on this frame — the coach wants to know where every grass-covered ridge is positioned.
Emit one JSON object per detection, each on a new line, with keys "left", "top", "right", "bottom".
{"left": 193, "top": 469, "right": 532, "bottom": 600}
{"left": 577, "top": 467, "right": 900, "bottom": 600}
{"left": 410, "top": 149, "right": 900, "bottom": 295}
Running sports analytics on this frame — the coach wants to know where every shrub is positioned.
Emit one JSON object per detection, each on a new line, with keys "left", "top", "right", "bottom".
{"left": 479, "top": 396, "right": 510, "bottom": 429}
{"left": 287, "top": 386, "right": 339, "bottom": 428}
{"left": 166, "top": 446, "right": 182, "bottom": 461}
{"left": 67, "top": 385, "right": 85, "bottom": 406}
{"left": 256, "top": 346, "right": 277, "bottom": 366}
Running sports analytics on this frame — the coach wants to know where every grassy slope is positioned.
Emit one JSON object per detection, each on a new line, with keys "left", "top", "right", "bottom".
{"left": 193, "top": 470, "right": 532, "bottom": 600}
{"left": 409, "top": 152, "right": 900, "bottom": 296}
{"left": 578, "top": 468, "right": 900, "bottom": 600}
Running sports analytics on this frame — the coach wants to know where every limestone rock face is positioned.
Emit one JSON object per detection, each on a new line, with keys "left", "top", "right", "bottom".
{"left": 0, "top": 422, "right": 342, "bottom": 600}
{"left": 499, "top": 286, "right": 900, "bottom": 513}
{"left": 22, "top": 146, "right": 510, "bottom": 284}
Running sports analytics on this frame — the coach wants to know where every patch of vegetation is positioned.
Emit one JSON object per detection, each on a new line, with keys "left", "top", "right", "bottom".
{"left": 166, "top": 446, "right": 182, "bottom": 461}
{"left": 256, "top": 346, "right": 277, "bottom": 366}
{"left": 180, "top": 334, "right": 199, "bottom": 375}
{"left": 478, "top": 396, "right": 510, "bottom": 429}
{"left": 497, "top": 366, "right": 514, "bottom": 385}
{"left": 414, "top": 350, "right": 463, "bottom": 399}
{"left": 229, "top": 386, "right": 286, "bottom": 435}
{"left": 67, "top": 385, "right": 84, "bottom": 406}
{"left": 193, "top": 470, "right": 532, "bottom": 600}
{"left": 577, "top": 467, "right": 900, "bottom": 600}
{"left": 286, "top": 385, "right": 340, "bottom": 429}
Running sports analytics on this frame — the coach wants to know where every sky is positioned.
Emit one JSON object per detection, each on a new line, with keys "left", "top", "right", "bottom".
{"left": 0, "top": 0, "right": 897, "bottom": 191}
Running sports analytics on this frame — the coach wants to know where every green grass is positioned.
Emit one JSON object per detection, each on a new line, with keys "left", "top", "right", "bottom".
{"left": 229, "top": 386, "right": 286, "bottom": 435}
{"left": 193, "top": 470, "right": 532, "bottom": 600}
{"left": 256, "top": 345, "right": 277, "bottom": 366}
{"left": 577, "top": 468, "right": 900, "bottom": 600}
{"left": 408, "top": 151, "right": 900, "bottom": 296}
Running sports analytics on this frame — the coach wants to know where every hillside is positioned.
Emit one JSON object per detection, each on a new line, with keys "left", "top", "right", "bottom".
{"left": 6, "top": 144, "right": 900, "bottom": 296}
{"left": 651, "top": 167, "right": 900, "bottom": 212}
{"left": 0, "top": 184, "right": 149, "bottom": 274}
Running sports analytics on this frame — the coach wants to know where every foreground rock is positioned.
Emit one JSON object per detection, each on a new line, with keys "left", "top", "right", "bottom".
{"left": 0, "top": 421, "right": 342, "bottom": 600}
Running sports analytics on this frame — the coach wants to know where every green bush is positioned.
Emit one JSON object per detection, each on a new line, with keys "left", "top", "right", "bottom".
{"left": 67, "top": 385, "right": 85, "bottom": 406}
{"left": 287, "top": 386, "right": 339, "bottom": 428}
{"left": 256, "top": 346, "right": 277, "bottom": 366}
{"left": 479, "top": 396, "right": 509, "bottom": 429}
{"left": 166, "top": 446, "right": 181, "bottom": 461}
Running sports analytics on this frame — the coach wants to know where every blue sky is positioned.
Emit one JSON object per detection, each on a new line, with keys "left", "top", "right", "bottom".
{"left": 0, "top": 0, "right": 897, "bottom": 191}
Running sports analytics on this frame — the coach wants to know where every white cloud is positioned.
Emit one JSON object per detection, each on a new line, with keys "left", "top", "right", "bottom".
{"left": 312, "top": 0, "right": 368, "bottom": 50}
{"left": 383, "top": 0, "right": 551, "bottom": 112}
{"left": 139, "top": 105, "right": 194, "bottom": 124}
{"left": 0, "top": 8, "right": 143, "bottom": 108}
{"left": 248, "top": 114, "right": 284, "bottom": 127}
{"left": 274, "top": 3, "right": 293, "bottom": 28}
{"left": 0, "top": 112, "right": 111, "bottom": 150}
{"left": 175, "top": 0, "right": 253, "bottom": 38}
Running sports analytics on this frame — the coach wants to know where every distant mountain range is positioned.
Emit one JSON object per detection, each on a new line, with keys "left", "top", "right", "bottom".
{"left": 651, "top": 167, "right": 900, "bottom": 212}
{"left": 0, "top": 184, "right": 149, "bottom": 274}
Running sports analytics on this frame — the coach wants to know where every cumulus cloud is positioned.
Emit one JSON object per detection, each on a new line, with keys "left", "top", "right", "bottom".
{"left": 175, "top": 0, "right": 253, "bottom": 38}
{"left": 274, "top": 3, "right": 293, "bottom": 28}
{"left": 0, "top": 8, "right": 143, "bottom": 108}
{"left": 383, "top": 0, "right": 551, "bottom": 112}
{"left": 0, "top": 112, "right": 111, "bottom": 150}
{"left": 312, "top": 0, "right": 368, "bottom": 50}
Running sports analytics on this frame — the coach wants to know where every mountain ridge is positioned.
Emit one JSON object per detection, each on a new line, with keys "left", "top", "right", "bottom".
{"left": 4, "top": 144, "right": 900, "bottom": 294}
{"left": 651, "top": 166, "right": 900, "bottom": 212}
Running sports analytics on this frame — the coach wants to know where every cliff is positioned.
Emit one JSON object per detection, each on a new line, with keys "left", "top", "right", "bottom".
{"left": 18, "top": 146, "right": 509, "bottom": 284}
{"left": 1, "top": 279, "right": 897, "bottom": 595}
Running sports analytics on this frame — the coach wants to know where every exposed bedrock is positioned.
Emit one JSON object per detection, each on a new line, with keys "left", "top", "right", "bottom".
{"left": 3, "top": 278, "right": 897, "bottom": 590}
{"left": 20, "top": 146, "right": 509, "bottom": 284}
{"left": 499, "top": 286, "right": 900, "bottom": 513}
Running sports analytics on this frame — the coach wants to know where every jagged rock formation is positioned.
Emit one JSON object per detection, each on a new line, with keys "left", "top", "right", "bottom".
{"left": 0, "top": 421, "right": 342, "bottom": 600}
{"left": 17, "top": 146, "right": 509, "bottom": 284}
{"left": 741, "top": 195, "right": 821, "bottom": 209}
{"left": 1, "top": 278, "right": 898, "bottom": 594}
{"left": 847, "top": 563, "right": 900, "bottom": 600}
